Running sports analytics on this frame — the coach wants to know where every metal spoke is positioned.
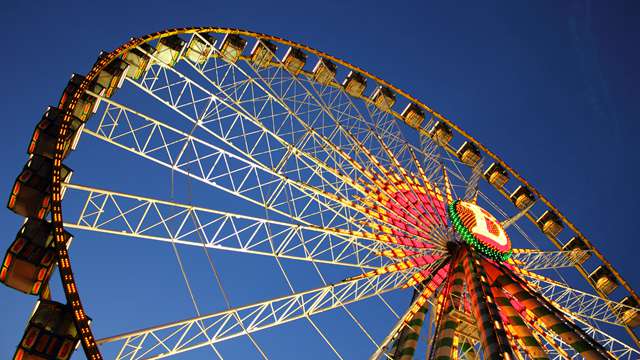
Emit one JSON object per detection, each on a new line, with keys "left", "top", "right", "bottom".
{"left": 62, "top": 182, "right": 407, "bottom": 269}
{"left": 97, "top": 269, "right": 419, "bottom": 359}
{"left": 176, "top": 46, "right": 445, "bottom": 245}
{"left": 521, "top": 272, "right": 640, "bottom": 328}
{"left": 510, "top": 249, "right": 592, "bottom": 271}
{"left": 463, "top": 158, "right": 483, "bottom": 202}
{"left": 90, "top": 86, "right": 439, "bottom": 250}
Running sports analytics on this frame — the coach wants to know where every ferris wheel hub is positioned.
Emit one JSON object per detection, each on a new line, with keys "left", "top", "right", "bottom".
{"left": 447, "top": 200, "right": 512, "bottom": 262}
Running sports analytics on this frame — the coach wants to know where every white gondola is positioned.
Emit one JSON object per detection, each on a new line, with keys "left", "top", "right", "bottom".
{"left": 1, "top": 218, "right": 71, "bottom": 295}
{"left": 342, "top": 71, "right": 366, "bottom": 97}
{"left": 250, "top": 40, "right": 277, "bottom": 68}
{"left": 589, "top": 265, "right": 618, "bottom": 295}
{"left": 185, "top": 33, "right": 216, "bottom": 64}
{"left": 430, "top": 121, "right": 452, "bottom": 144}
{"left": 8, "top": 155, "right": 72, "bottom": 219}
{"left": 28, "top": 107, "right": 83, "bottom": 160}
{"left": 509, "top": 186, "right": 535, "bottom": 209}
{"left": 312, "top": 58, "right": 336, "bottom": 85}
{"left": 456, "top": 141, "right": 481, "bottom": 166}
{"left": 14, "top": 300, "right": 81, "bottom": 360}
{"left": 93, "top": 56, "right": 129, "bottom": 98}
{"left": 536, "top": 210, "right": 563, "bottom": 237}
{"left": 154, "top": 35, "right": 186, "bottom": 66}
{"left": 401, "top": 103, "right": 425, "bottom": 129}
{"left": 484, "top": 162, "right": 509, "bottom": 188}
{"left": 370, "top": 86, "right": 395, "bottom": 111}
{"left": 282, "top": 47, "right": 307, "bottom": 75}
{"left": 122, "top": 43, "right": 154, "bottom": 80}
{"left": 59, "top": 74, "right": 101, "bottom": 122}
{"left": 219, "top": 34, "right": 247, "bottom": 63}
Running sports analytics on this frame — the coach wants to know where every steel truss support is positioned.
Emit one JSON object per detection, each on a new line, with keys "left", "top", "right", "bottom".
{"left": 520, "top": 272, "right": 640, "bottom": 328}
{"left": 97, "top": 269, "right": 418, "bottom": 359}
{"left": 86, "top": 94, "right": 439, "bottom": 250}
{"left": 510, "top": 249, "right": 591, "bottom": 271}
{"left": 62, "top": 182, "right": 413, "bottom": 269}
{"left": 124, "top": 48, "right": 441, "bottom": 245}
{"left": 86, "top": 97, "right": 372, "bottom": 234}
{"left": 188, "top": 42, "right": 445, "bottom": 235}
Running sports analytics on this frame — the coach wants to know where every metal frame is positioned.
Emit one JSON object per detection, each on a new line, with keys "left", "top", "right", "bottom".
{"left": 19, "top": 27, "right": 633, "bottom": 359}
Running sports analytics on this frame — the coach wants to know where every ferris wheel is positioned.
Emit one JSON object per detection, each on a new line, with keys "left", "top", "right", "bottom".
{"left": 3, "top": 27, "right": 639, "bottom": 359}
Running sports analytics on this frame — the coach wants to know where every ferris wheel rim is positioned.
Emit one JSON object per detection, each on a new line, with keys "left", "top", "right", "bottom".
{"left": 47, "top": 27, "right": 639, "bottom": 359}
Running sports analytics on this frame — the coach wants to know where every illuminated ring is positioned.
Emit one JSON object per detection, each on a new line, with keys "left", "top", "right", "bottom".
{"left": 447, "top": 200, "right": 512, "bottom": 262}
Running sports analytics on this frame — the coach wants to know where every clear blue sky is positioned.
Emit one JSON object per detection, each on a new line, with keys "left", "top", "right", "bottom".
{"left": 0, "top": 0, "right": 638, "bottom": 358}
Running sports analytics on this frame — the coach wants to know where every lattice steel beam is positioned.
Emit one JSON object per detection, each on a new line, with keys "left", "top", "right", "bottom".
{"left": 140, "top": 49, "right": 444, "bottom": 246}
{"left": 523, "top": 274, "right": 640, "bottom": 328}
{"left": 97, "top": 268, "right": 419, "bottom": 359}
{"left": 510, "top": 249, "right": 591, "bottom": 271}
{"left": 62, "top": 182, "right": 423, "bottom": 269}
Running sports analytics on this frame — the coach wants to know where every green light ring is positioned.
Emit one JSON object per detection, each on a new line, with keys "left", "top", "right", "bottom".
{"left": 447, "top": 201, "right": 512, "bottom": 262}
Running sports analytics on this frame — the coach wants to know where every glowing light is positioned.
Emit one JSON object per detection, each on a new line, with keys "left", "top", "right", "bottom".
{"left": 448, "top": 200, "right": 512, "bottom": 261}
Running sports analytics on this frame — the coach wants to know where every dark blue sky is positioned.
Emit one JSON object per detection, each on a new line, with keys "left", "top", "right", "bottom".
{"left": 1, "top": 1, "right": 639, "bottom": 358}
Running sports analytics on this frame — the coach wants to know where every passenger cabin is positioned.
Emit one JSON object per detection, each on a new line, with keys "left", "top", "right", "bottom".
{"left": 282, "top": 47, "right": 307, "bottom": 75}
{"left": 154, "top": 35, "right": 186, "bottom": 67}
{"left": 312, "top": 58, "right": 336, "bottom": 85}
{"left": 14, "top": 300, "right": 80, "bottom": 360}
{"left": 29, "top": 107, "right": 83, "bottom": 160}
{"left": 484, "top": 162, "right": 509, "bottom": 188}
{"left": 509, "top": 186, "right": 535, "bottom": 209}
{"left": 617, "top": 296, "right": 640, "bottom": 328}
{"left": 219, "top": 34, "right": 247, "bottom": 63}
{"left": 250, "top": 40, "right": 277, "bottom": 68}
{"left": 536, "top": 210, "right": 563, "bottom": 237}
{"left": 342, "top": 71, "right": 366, "bottom": 97}
{"left": 589, "top": 265, "right": 618, "bottom": 295}
{"left": 122, "top": 43, "right": 154, "bottom": 80}
{"left": 8, "top": 155, "right": 72, "bottom": 219}
{"left": 1, "top": 218, "right": 71, "bottom": 295}
{"left": 94, "top": 57, "right": 129, "bottom": 98}
{"left": 401, "top": 103, "right": 425, "bottom": 129}
{"left": 561, "top": 236, "right": 591, "bottom": 265}
{"left": 59, "top": 74, "right": 101, "bottom": 122}
{"left": 456, "top": 142, "right": 481, "bottom": 166}
{"left": 185, "top": 33, "right": 216, "bottom": 64}
{"left": 370, "top": 86, "right": 395, "bottom": 112}
{"left": 429, "top": 121, "right": 453, "bottom": 145}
